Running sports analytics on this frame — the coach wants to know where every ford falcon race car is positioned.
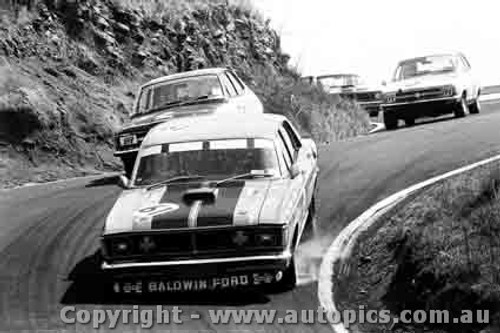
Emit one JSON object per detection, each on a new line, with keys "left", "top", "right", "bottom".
{"left": 114, "top": 68, "right": 263, "bottom": 176}
{"left": 381, "top": 53, "right": 481, "bottom": 130}
{"left": 316, "top": 74, "right": 383, "bottom": 117}
{"left": 101, "top": 113, "right": 319, "bottom": 293}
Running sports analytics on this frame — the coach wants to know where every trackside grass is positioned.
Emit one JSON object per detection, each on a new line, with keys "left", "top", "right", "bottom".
{"left": 335, "top": 161, "right": 500, "bottom": 333}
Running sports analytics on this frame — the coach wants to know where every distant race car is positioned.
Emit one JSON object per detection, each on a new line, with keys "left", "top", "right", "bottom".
{"left": 100, "top": 113, "right": 319, "bottom": 293}
{"left": 381, "top": 53, "right": 481, "bottom": 130}
{"left": 316, "top": 73, "right": 382, "bottom": 117}
{"left": 114, "top": 68, "right": 263, "bottom": 176}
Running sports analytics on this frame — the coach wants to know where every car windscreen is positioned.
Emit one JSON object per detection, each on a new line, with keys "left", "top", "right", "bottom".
{"left": 394, "top": 56, "right": 457, "bottom": 81}
{"left": 135, "top": 75, "right": 224, "bottom": 115}
{"left": 133, "top": 139, "right": 280, "bottom": 186}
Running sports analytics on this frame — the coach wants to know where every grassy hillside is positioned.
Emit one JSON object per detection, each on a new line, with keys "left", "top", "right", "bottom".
{"left": 336, "top": 162, "right": 500, "bottom": 333}
{"left": 0, "top": 0, "right": 370, "bottom": 187}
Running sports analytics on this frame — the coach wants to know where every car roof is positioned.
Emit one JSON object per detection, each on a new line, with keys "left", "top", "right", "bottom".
{"left": 317, "top": 73, "right": 359, "bottom": 79}
{"left": 398, "top": 53, "right": 463, "bottom": 63}
{"left": 142, "top": 68, "right": 229, "bottom": 88}
{"left": 143, "top": 113, "right": 287, "bottom": 146}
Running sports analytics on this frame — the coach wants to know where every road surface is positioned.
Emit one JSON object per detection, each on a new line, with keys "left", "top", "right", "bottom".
{"left": 1, "top": 100, "right": 500, "bottom": 332}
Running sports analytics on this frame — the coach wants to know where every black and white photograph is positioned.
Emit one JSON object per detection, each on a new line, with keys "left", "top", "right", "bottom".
{"left": 1, "top": 0, "right": 500, "bottom": 332}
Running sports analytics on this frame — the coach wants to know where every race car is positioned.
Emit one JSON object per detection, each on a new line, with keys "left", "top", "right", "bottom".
{"left": 100, "top": 113, "right": 319, "bottom": 293}
{"left": 316, "top": 73, "right": 383, "bottom": 117}
{"left": 381, "top": 53, "right": 481, "bottom": 129}
{"left": 114, "top": 68, "right": 263, "bottom": 176}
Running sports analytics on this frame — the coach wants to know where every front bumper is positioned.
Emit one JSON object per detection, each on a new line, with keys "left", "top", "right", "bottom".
{"left": 101, "top": 251, "right": 292, "bottom": 293}
{"left": 102, "top": 250, "right": 292, "bottom": 278}
{"left": 381, "top": 96, "right": 460, "bottom": 118}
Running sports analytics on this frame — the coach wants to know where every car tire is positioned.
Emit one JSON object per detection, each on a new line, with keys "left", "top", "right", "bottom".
{"left": 404, "top": 118, "right": 415, "bottom": 127}
{"left": 454, "top": 96, "right": 468, "bottom": 118}
{"left": 275, "top": 256, "right": 297, "bottom": 292}
{"left": 121, "top": 155, "right": 136, "bottom": 178}
{"left": 469, "top": 99, "right": 481, "bottom": 114}
{"left": 384, "top": 112, "right": 398, "bottom": 130}
{"left": 301, "top": 196, "right": 317, "bottom": 241}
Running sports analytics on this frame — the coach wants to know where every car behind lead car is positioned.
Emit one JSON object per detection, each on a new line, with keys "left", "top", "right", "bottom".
{"left": 381, "top": 53, "right": 481, "bottom": 130}
{"left": 101, "top": 113, "right": 319, "bottom": 293}
{"left": 114, "top": 68, "right": 263, "bottom": 176}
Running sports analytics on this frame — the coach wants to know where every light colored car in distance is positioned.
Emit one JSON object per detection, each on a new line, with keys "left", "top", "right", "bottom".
{"left": 381, "top": 53, "right": 481, "bottom": 130}
{"left": 101, "top": 113, "right": 319, "bottom": 293}
{"left": 316, "top": 73, "right": 383, "bottom": 117}
{"left": 114, "top": 68, "right": 263, "bottom": 176}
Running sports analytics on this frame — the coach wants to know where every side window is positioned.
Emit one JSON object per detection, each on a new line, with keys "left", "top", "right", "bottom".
{"left": 460, "top": 55, "right": 471, "bottom": 71}
{"left": 276, "top": 135, "right": 292, "bottom": 173}
{"left": 279, "top": 129, "right": 295, "bottom": 162}
{"left": 136, "top": 87, "right": 152, "bottom": 114}
{"left": 283, "top": 121, "right": 302, "bottom": 150}
{"left": 227, "top": 72, "right": 245, "bottom": 94}
{"left": 218, "top": 74, "right": 237, "bottom": 97}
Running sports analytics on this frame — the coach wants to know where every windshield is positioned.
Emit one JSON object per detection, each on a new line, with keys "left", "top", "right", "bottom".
{"left": 394, "top": 56, "right": 457, "bottom": 81}
{"left": 133, "top": 139, "right": 280, "bottom": 186}
{"left": 317, "top": 75, "right": 360, "bottom": 89}
{"left": 135, "top": 75, "right": 224, "bottom": 115}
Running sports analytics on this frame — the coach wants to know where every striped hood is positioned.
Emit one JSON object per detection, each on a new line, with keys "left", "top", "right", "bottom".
{"left": 103, "top": 179, "right": 287, "bottom": 235}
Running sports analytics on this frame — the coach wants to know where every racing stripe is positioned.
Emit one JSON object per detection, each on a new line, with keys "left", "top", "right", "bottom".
{"left": 196, "top": 182, "right": 245, "bottom": 227}
{"left": 150, "top": 183, "right": 200, "bottom": 230}
{"left": 232, "top": 181, "right": 271, "bottom": 226}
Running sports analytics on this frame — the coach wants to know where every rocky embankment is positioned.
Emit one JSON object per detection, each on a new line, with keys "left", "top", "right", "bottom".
{"left": 0, "top": 0, "right": 370, "bottom": 187}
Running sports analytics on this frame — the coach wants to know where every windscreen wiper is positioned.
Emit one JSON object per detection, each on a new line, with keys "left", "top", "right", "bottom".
{"left": 136, "top": 100, "right": 189, "bottom": 117}
{"left": 146, "top": 175, "right": 206, "bottom": 191}
{"left": 216, "top": 172, "right": 275, "bottom": 187}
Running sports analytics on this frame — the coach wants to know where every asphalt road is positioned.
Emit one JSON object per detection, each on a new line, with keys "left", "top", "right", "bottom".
{"left": 1, "top": 100, "right": 500, "bottom": 332}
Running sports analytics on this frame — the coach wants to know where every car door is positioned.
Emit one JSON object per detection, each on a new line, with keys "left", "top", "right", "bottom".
{"left": 457, "top": 54, "right": 478, "bottom": 101}
{"left": 278, "top": 126, "right": 308, "bottom": 240}
{"left": 282, "top": 121, "right": 316, "bottom": 205}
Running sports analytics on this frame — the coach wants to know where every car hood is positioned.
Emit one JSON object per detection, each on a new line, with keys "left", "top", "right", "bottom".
{"left": 103, "top": 179, "right": 290, "bottom": 235}
{"left": 120, "top": 101, "right": 227, "bottom": 133}
{"left": 385, "top": 72, "right": 459, "bottom": 92}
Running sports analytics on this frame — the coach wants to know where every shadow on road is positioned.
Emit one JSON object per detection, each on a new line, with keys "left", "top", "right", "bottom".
{"left": 61, "top": 252, "right": 271, "bottom": 306}
{"left": 84, "top": 174, "right": 122, "bottom": 188}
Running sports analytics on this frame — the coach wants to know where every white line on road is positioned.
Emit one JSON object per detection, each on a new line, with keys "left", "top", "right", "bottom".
{"left": 318, "top": 153, "right": 500, "bottom": 333}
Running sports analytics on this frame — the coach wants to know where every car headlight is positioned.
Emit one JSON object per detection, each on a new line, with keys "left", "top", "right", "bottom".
{"left": 442, "top": 85, "right": 456, "bottom": 97}
{"left": 111, "top": 238, "right": 132, "bottom": 255}
{"left": 384, "top": 93, "right": 397, "bottom": 103}
{"left": 256, "top": 233, "right": 277, "bottom": 246}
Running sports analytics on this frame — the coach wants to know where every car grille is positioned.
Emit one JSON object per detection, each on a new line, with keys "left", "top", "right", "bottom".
{"left": 395, "top": 87, "right": 445, "bottom": 103}
{"left": 104, "top": 227, "right": 284, "bottom": 262}
{"left": 341, "top": 92, "right": 380, "bottom": 103}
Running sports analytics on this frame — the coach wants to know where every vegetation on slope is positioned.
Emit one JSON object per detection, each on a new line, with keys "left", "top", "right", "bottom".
{"left": 0, "top": 0, "right": 370, "bottom": 187}
{"left": 336, "top": 162, "right": 500, "bottom": 333}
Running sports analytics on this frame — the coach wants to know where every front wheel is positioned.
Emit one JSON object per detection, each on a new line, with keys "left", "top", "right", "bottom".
{"left": 384, "top": 112, "right": 398, "bottom": 130}
{"left": 454, "top": 96, "right": 468, "bottom": 118}
{"left": 120, "top": 154, "right": 137, "bottom": 178}
{"left": 274, "top": 257, "right": 297, "bottom": 292}
{"left": 469, "top": 99, "right": 481, "bottom": 114}
{"left": 404, "top": 118, "right": 415, "bottom": 127}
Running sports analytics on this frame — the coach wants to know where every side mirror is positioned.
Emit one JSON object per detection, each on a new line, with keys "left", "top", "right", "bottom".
{"left": 381, "top": 80, "right": 387, "bottom": 86}
{"left": 118, "top": 175, "right": 130, "bottom": 189}
{"left": 290, "top": 164, "right": 303, "bottom": 179}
